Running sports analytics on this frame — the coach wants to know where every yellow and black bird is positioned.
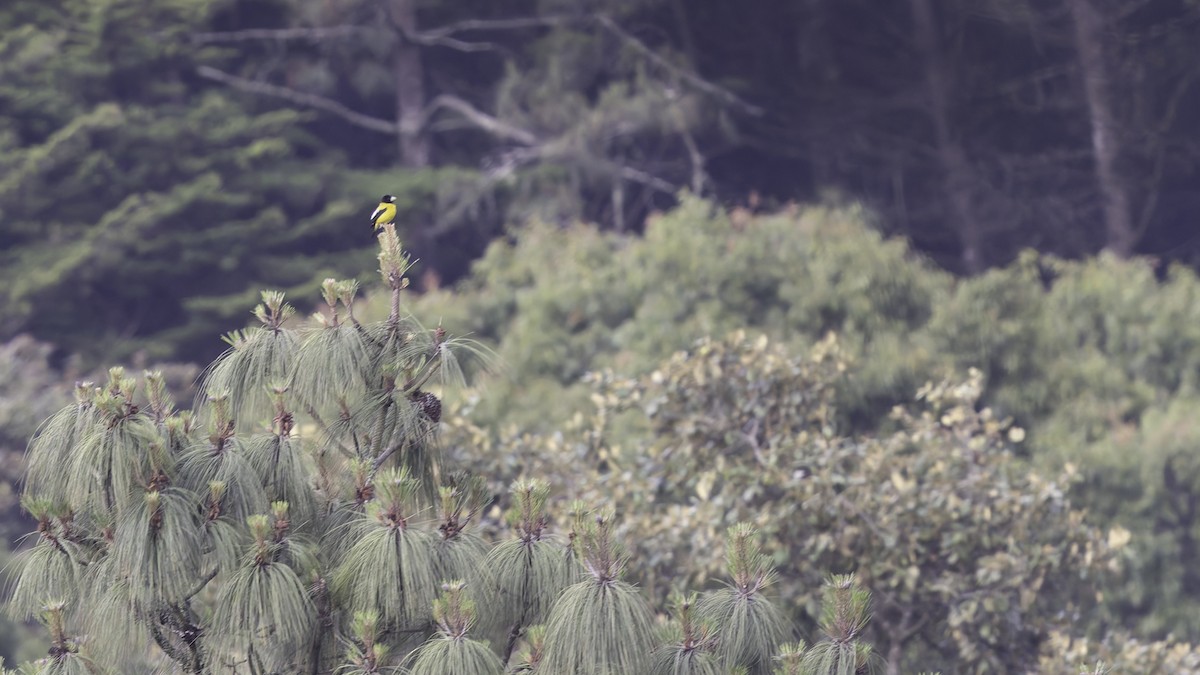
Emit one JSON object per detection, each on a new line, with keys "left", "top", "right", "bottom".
{"left": 370, "top": 194, "right": 397, "bottom": 230}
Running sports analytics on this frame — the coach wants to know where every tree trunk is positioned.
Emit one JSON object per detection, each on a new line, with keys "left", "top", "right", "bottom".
{"left": 1067, "top": 0, "right": 1136, "bottom": 256}
{"left": 909, "top": 0, "right": 984, "bottom": 273}
{"left": 389, "top": 0, "right": 430, "bottom": 167}
{"left": 886, "top": 640, "right": 903, "bottom": 675}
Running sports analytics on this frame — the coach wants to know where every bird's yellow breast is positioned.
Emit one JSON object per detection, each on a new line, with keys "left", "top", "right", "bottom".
{"left": 372, "top": 202, "right": 398, "bottom": 229}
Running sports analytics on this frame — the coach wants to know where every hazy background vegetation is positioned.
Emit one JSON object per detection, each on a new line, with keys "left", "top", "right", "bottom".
{"left": 3, "top": 0, "right": 1200, "bottom": 669}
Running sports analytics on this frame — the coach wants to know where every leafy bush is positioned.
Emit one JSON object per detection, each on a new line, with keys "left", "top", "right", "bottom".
{"left": 1038, "top": 630, "right": 1200, "bottom": 675}
{"left": 442, "top": 331, "right": 1120, "bottom": 673}
{"left": 402, "top": 198, "right": 1200, "bottom": 643}
{"left": 393, "top": 196, "right": 950, "bottom": 431}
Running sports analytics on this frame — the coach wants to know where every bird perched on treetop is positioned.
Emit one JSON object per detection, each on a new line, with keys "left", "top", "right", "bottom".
{"left": 370, "top": 195, "right": 397, "bottom": 230}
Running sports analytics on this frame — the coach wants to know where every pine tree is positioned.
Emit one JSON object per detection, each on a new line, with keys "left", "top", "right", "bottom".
{"left": 0, "top": 0, "right": 375, "bottom": 364}
{"left": 8, "top": 227, "right": 870, "bottom": 674}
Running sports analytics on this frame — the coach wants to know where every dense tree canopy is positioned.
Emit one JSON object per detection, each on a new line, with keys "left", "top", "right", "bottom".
{"left": 2, "top": 0, "right": 1199, "bottom": 362}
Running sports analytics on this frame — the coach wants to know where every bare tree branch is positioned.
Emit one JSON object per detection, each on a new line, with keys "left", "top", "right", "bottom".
{"left": 195, "top": 65, "right": 399, "bottom": 135}
{"left": 1136, "top": 71, "right": 1198, "bottom": 236}
{"left": 373, "top": 442, "right": 402, "bottom": 472}
{"left": 615, "top": 164, "right": 678, "bottom": 194}
{"left": 183, "top": 568, "right": 219, "bottom": 602}
{"left": 192, "top": 26, "right": 371, "bottom": 43}
{"left": 486, "top": 138, "right": 679, "bottom": 195}
{"left": 388, "top": 9, "right": 569, "bottom": 52}
{"left": 194, "top": 13, "right": 761, "bottom": 120}
{"left": 419, "top": 16, "right": 572, "bottom": 38}
{"left": 420, "top": 94, "right": 538, "bottom": 145}
{"left": 666, "top": 94, "right": 708, "bottom": 194}
{"left": 193, "top": 15, "right": 568, "bottom": 51}
{"left": 191, "top": 23, "right": 502, "bottom": 54}
{"left": 408, "top": 34, "right": 502, "bottom": 53}
{"left": 193, "top": 14, "right": 693, "bottom": 203}
{"left": 593, "top": 14, "right": 763, "bottom": 116}
{"left": 398, "top": 17, "right": 573, "bottom": 53}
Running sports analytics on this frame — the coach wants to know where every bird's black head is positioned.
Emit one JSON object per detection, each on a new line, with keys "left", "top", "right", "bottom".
{"left": 381, "top": 194, "right": 396, "bottom": 203}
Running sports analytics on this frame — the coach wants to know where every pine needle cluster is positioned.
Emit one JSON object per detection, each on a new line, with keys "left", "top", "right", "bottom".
{"left": 697, "top": 523, "right": 791, "bottom": 674}
{"left": 405, "top": 581, "right": 505, "bottom": 675}
{"left": 8, "top": 229, "right": 496, "bottom": 673}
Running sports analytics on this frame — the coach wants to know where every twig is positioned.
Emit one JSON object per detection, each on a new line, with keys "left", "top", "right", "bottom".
{"left": 183, "top": 567, "right": 219, "bottom": 601}
{"left": 369, "top": 387, "right": 396, "bottom": 462}
{"left": 373, "top": 440, "right": 404, "bottom": 472}
{"left": 196, "top": 65, "right": 399, "bottom": 135}
{"left": 303, "top": 403, "right": 357, "bottom": 459}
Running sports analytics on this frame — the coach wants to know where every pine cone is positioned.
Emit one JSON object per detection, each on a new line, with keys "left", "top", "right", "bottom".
{"left": 412, "top": 390, "right": 442, "bottom": 423}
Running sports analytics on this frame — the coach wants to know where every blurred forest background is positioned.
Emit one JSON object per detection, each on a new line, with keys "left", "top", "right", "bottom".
{"left": 3, "top": 0, "right": 1200, "bottom": 669}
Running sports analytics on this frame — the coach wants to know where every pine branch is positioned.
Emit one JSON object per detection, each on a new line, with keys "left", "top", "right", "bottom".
{"left": 372, "top": 440, "right": 404, "bottom": 472}
{"left": 308, "top": 577, "right": 333, "bottom": 675}
{"left": 368, "top": 388, "right": 395, "bottom": 462}
{"left": 302, "top": 403, "right": 356, "bottom": 459}
{"left": 183, "top": 567, "right": 219, "bottom": 602}
{"left": 504, "top": 595, "right": 535, "bottom": 664}
{"left": 195, "top": 65, "right": 399, "bottom": 135}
